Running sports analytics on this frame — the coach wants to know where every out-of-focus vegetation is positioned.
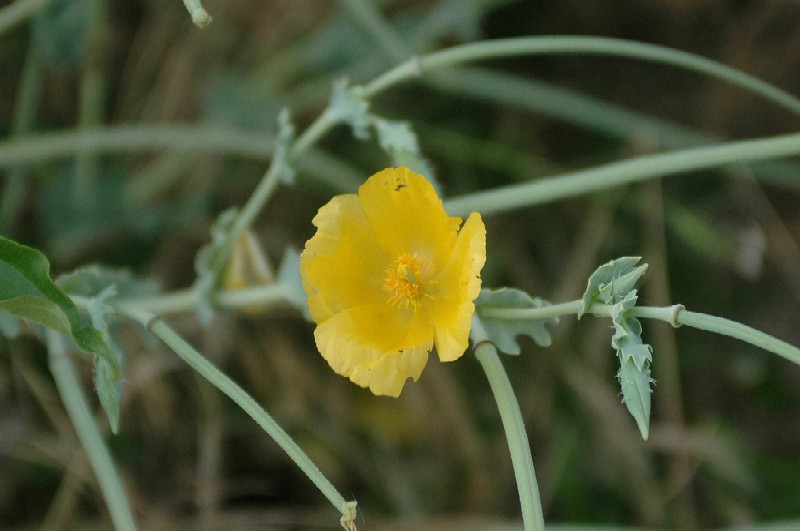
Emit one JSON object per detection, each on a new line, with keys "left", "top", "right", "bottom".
{"left": 1, "top": 0, "right": 800, "bottom": 529}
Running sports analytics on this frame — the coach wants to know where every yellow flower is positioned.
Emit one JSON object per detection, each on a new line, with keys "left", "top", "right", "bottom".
{"left": 300, "top": 167, "right": 486, "bottom": 397}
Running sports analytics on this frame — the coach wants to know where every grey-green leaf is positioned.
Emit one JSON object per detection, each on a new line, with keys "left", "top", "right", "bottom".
{"left": 373, "top": 118, "right": 435, "bottom": 181}
{"left": 617, "top": 356, "right": 653, "bottom": 440}
{"left": 475, "top": 287, "right": 558, "bottom": 355}
{"left": 579, "top": 256, "right": 647, "bottom": 318}
{"left": 610, "top": 291, "right": 654, "bottom": 440}
{"left": 329, "top": 78, "right": 371, "bottom": 139}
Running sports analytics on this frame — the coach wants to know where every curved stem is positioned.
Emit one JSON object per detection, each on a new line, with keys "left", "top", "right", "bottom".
{"left": 362, "top": 36, "right": 800, "bottom": 117}
{"left": 666, "top": 309, "right": 800, "bottom": 367}
{"left": 0, "top": 125, "right": 275, "bottom": 167}
{"left": 444, "top": 131, "right": 800, "bottom": 217}
{"left": 116, "top": 305, "right": 353, "bottom": 522}
{"left": 471, "top": 317, "right": 545, "bottom": 530}
{"left": 46, "top": 330, "right": 137, "bottom": 531}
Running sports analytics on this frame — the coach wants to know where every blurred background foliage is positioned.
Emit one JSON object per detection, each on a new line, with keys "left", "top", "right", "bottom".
{"left": 1, "top": 0, "right": 800, "bottom": 529}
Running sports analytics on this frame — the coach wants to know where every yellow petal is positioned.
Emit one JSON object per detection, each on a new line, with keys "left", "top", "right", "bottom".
{"left": 314, "top": 304, "right": 433, "bottom": 396}
{"left": 350, "top": 345, "right": 429, "bottom": 397}
{"left": 358, "top": 167, "right": 461, "bottom": 272}
{"left": 428, "top": 212, "right": 486, "bottom": 362}
{"left": 300, "top": 195, "right": 389, "bottom": 323}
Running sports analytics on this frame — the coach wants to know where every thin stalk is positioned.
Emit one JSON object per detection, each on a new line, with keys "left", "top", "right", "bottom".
{"left": 46, "top": 330, "right": 137, "bottom": 531}
{"left": 444, "top": 131, "right": 800, "bottom": 217}
{"left": 220, "top": 109, "right": 341, "bottom": 282}
{"left": 472, "top": 317, "right": 545, "bottom": 531}
{"left": 362, "top": 37, "right": 800, "bottom": 117}
{"left": 116, "top": 306, "right": 353, "bottom": 522}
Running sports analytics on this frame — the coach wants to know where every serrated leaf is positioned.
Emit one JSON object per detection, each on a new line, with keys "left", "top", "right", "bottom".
{"left": 0, "top": 236, "right": 117, "bottom": 374}
{"left": 610, "top": 291, "right": 654, "bottom": 440}
{"left": 611, "top": 294, "right": 652, "bottom": 372}
{"left": 374, "top": 119, "right": 420, "bottom": 154}
{"left": 617, "top": 356, "right": 653, "bottom": 440}
{"left": 475, "top": 287, "right": 558, "bottom": 355}
{"left": 579, "top": 256, "right": 647, "bottom": 318}
{"left": 329, "top": 78, "right": 371, "bottom": 139}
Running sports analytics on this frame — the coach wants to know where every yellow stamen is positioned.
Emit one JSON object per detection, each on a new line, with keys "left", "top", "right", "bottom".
{"left": 383, "top": 253, "right": 434, "bottom": 309}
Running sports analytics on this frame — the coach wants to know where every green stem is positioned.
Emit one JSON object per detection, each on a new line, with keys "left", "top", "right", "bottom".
{"left": 659, "top": 308, "right": 800, "bottom": 367}
{"left": 471, "top": 316, "right": 545, "bottom": 531}
{"left": 107, "top": 283, "right": 291, "bottom": 316}
{"left": 0, "top": 125, "right": 275, "bottom": 166}
{"left": 362, "top": 36, "right": 800, "bottom": 116}
{"left": 478, "top": 301, "right": 800, "bottom": 367}
{"left": 46, "top": 330, "right": 137, "bottom": 531}
{"left": 116, "top": 306, "right": 353, "bottom": 521}
{"left": 444, "top": 131, "right": 800, "bottom": 217}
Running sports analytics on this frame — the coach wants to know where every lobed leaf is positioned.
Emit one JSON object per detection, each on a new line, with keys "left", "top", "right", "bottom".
{"left": 579, "top": 256, "right": 647, "bottom": 317}
{"left": 475, "top": 287, "right": 558, "bottom": 355}
{"left": 329, "top": 78, "right": 371, "bottom": 140}
{"left": 373, "top": 118, "right": 435, "bottom": 181}
{"left": 617, "top": 354, "right": 653, "bottom": 440}
{"left": 610, "top": 291, "right": 654, "bottom": 440}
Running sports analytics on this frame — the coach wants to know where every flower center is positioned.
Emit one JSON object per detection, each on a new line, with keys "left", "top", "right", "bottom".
{"left": 383, "top": 253, "right": 435, "bottom": 309}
